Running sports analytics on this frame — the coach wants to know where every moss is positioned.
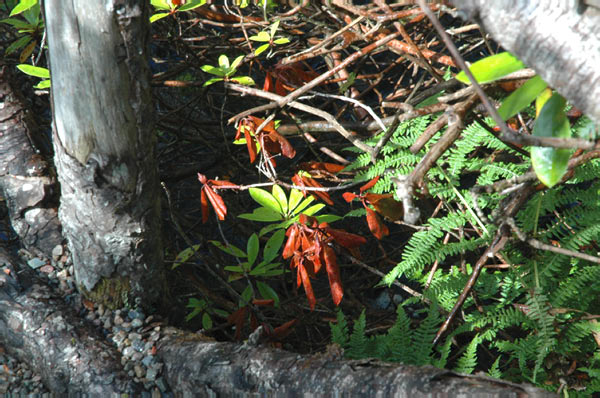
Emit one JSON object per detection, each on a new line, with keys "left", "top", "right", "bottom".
{"left": 82, "top": 276, "right": 131, "bottom": 310}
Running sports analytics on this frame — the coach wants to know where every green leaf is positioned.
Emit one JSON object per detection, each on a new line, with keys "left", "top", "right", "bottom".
{"left": 224, "top": 265, "right": 244, "bottom": 273}
{"left": 263, "top": 228, "right": 285, "bottom": 263}
{"left": 339, "top": 72, "right": 356, "bottom": 93}
{"left": 150, "top": 0, "right": 171, "bottom": 10}
{"left": 9, "top": 0, "right": 36, "bottom": 16}
{"left": 200, "top": 64, "right": 226, "bottom": 76}
{"left": 273, "top": 37, "right": 289, "bottom": 45}
{"left": 241, "top": 284, "right": 253, "bottom": 305}
{"left": 249, "top": 187, "right": 282, "bottom": 214}
{"left": 456, "top": 52, "right": 525, "bottom": 85}
{"left": 291, "top": 195, "right": 314, "bottom": 215}
{"left": 230, "top": 55, "right": 244, "bottom": 72}
{"left": 270, "top": 20, "right": 280, "bottom": 37}
{"left": 254, "top": 43, "right": 270, "bottom": 57}
{"left": 179, "top": 0, "right": 207, "bottom": 11}
{"left": 202, "top": 312, "right": 213, "bottom": 329}
{"left": 271, "top": 185, "right": 288, "bottom": 215}
{"left": 203, "top": 77, "right": 223, "bottom": 87}
{"left": 247, "top": 234, "right": 259, "bottom": 267}
{"left": 231, "top": 76, "right": 255, "bottom": 86}
{"left": 209, "top": 240, "right": 247, "bottom": 257}
{"left": 257, "top": 281, "right": 280, "bottom": 306}
{"left": 150, "top": 12, "right": 170, "bottom": 23}
{"left": 5, "top": 35, "right": 32, "bottom": 55}
{"left": 498, "top": 75, "right": 548, "bottom": 121}
{"left": 238, "top": 207, "right": 283, "bottom": 222}
{"left": 172, "top": 244, "right": 201, "bottom": 269}
{"left": 315, "top": 214, "right": 342, "bottom": 224}
{"left": 251, "top": 261, "right": 282, "bottom": 276}
{"left": 302, "top": 203, "right": 325, "bottom": 216}
{"left": 218, "top": 54, "right": 230, "bottom": 69}
{"left": 531, "top": 93, "right": 572, "bottom": 188}
{"left": 288, "top": 189, "right": 304, "bottom": 213}
{"left": 33, "top": 79, "right": 50, "bottom": 89}
{"left": 16, "top": 64, "right": 48, "bottom": 78}
{"left": 258, "top": 220, "right": 289, "bottom": 237}
{"left": 0, "top": 17, "right": 32, "bottom": 28}
{"left": 250, "top": 31, "right": 271, "bottom": 42}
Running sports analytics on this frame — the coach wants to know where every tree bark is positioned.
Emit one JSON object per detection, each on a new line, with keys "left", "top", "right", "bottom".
{"left": 0, "top": 65, "right": 62, "bottom": 258}
{"left": 450, "top": 0, "right": 600, "bottom": 125}
{"left": 44, "top": 0, "right": 165, "bottom": 310}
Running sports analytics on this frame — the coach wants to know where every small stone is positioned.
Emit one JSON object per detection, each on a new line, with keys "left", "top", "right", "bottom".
{"left": 131, "top": 352, "right": 143, "bottom": 362}
{"left": 151, "top": 387, "right": 161, "bottom": 397}
{"left": 149, "top": 331, "right": 160, "bottom": 342}
{"left": 131, "top": 318, "right": 143, "bottom": 328}
{"left": 144, "top": 341, "right": 154, "bottom": 352}
{"left": 142, "top": 355, "right": 155, "bottom": 367}
{"left": 134, "top": 364, "right": 145, "bottom": 378}
{"left": 132, "top": 339, "right": 145, "bottom": 353}
{"left": 128, "top": 332, "right": 142, "bottom": 342}
{"left": 121, "top": 322, "right": 132, "bottom": 332}
{"left": 122, "top": 346, "right": 135, "bottom": 358}
{"left": 128, "top": 310, "right": 145, "bottom": 320}
{"left": 97, "top": 304, "right": 105, "bottom": 317}
{"left": 39, "top": 265, "right": 54, "bottom": 274}
{"left": 145, "top": 315, "right": 154, "bottom": 324}
{"left": 114, "top": 316, "right": 124, "bottom": 326}
{"left": 92, "top": 318, "right": 102, "bottom": 327}
{"left": 27, "top": 258, "right": 46, "bottom": 269}
{"left": 121, "top": 356, "right": 128, "bottom": 366}
{"left": 145, "top": 367, "right": 158, "bottom": 381}
{"left": 85, "top": 312, "right": 97, "bottom": 321}
{"left": 155, "top": 376, "right": 168, "bottom": 392}
{"left": 124, "top": 361, "right": 134, "bottom": 371}
{"left": 52, "top": 245, "right": 63, "bottom": 260}
{"left": 103, "top": 318, "right": 112, "bottom": 330}
{"left": 112, "top": 330, "right": 127, "bottom": 345}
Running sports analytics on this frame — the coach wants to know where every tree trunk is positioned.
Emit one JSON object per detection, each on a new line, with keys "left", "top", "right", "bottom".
{"left": 0, "top": 65, "right": 62, "bottom": 258}
{"left": 44, "top": 0, "right": 165, "bottom": 310}
{"left": 450, "top": 0, "right": 600, "bottom": 125}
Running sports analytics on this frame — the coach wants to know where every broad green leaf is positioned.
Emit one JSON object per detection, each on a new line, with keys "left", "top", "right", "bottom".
{"left": 288, "top": 188, "right": 304, "bottom": 213}
{"left": 150, "top": 0, "right": 171, "bottom": 10}
{"left": 231, "top": 76, "right": 255, "bottom": 86}
{"left": 21, "top": 2, "right": 40, "bottom": 26}
{"left": 263, "top": 228, "right": 286, "bottom": 263}
{"left": 179, "top": 0, "right": 207, "bottom": 11}
{"left": 9, "top": 0, "right": 36, "bottom": 16}
{"left": 456, "top": 52, "right": 525, "bottom": 85}
{"left": 254, "top": 43, "right": 270, "bottom": 56}
{"left": 535, "top": 88, "right": 553, "bottom": 117}
{"left": 214, "top": 309, "right": 229, "bottom": 317}
{"left": 150, "top": 12, "right": 170, "bottom": 23}
{"left": 230, "top": 55, "right": 244, "bottom": 71}
{"left": 315, "top": 214, "right": 342, "bottom": 224}
{"left": 238, "top": 206, "right": 283, "bottom": 222}
{"left": 302, "top": 203, "right": 325, "bottom": 216}
{"left": 531, "top": 93, "right": 571, "bottom": 187}
{"left": 5, "top": 35, "right": 31, "bottom": 55}
{"left": 250, "top": 31, "right": 271, "bottom": 42}
{"left": 258, "top": 220, "right": 288, "bottom": 237}
{"left": 172, "top": 244, "right": 202, "bottom": 269}
{"left": 273, "top": 38, "right": 289, "bottom": 45}
{"left": 209, "top": 240, "right": 247, "bottom": 257}
{"left": 218, "top": 54, "right": 230, "bottom": 69}
{"left": 0, "top": 17, "right": 32, "bottom": 28}
{"left": 202, "top": 313, "right": 213, "bottom": 329}
{"left": 224, "top": 265, "right": 244, "bottom": 273}
{"left": 257, "top": 281, "right": 280, "bottom": 306}
{"left": 250, "top": 262, "right": 282, "bottom": 276}
{"left": 200, "top": 64, "right": 226, "bottom": 76}
{"left": 16, "top": 64, "right": 48, "bottom": 78}
{"left": 33, "top": 79, "right": 50, "bottom": 89}
{"left": 241, "top": 284, "right": 253, "bottom": 305}
{"left": 291, "top": 195, "right": 314, "bottom": 215}
{"left": 272, "top": 185, "right": 288, "bottom": 215}
{"left": 203, "top": 77, "right": 223, "bottom": 87}
{"left": 498, "top": 75, "right": 547, "bottom": 121}
{"left": 270, "top": 20, "right": 280, "bottom": 37}
{"left": 247, "top": 234, "right": 259, "bottom": 267}
{"left": 249, "top": 187, "right": 282, "bottom": 214}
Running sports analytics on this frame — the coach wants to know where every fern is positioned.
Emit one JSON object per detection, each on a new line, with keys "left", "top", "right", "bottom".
{"left": 454, "top": 335, "right": 479, "bottom": 374}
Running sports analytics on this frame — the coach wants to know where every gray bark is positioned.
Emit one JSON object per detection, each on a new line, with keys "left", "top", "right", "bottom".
{"left": 450, "top": 0, "right": 600, "bottom": 125}
{"left": 0, "top": 65, "right": 62, "bottom": 258}
{"left": 44, "top": 0, "right": 165, "bottom": 309}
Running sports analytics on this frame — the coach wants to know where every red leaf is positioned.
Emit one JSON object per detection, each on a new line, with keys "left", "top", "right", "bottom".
{"left": 264, "top": 72, "right": 273, "bottom": 93}
{"left": 293, "top": 174, "right": 333, "bottom": 205}
{"left": 323, "top": 245, "right": 343, "bottom": 306}
{"left": 197, "top": 173, "right": 208, "bottom": 184}
{"left": 210, "top": 179, "right": 239, "bottom": 188}
{"left": 299, "top": 161, "right": 346, "bottom": 176}
{"left": 283, "top": 225, "right": 299, "bottom": 259}
{"left": 365, "top": 193, "right": 404, "bottom": 221}
{"left": 200, "top": 188, "right": 210, "bottom": 224}
{"left": 204, "top": 185, "right": 227, "bottom": 221}
{"left": 228, "top": 306, "right": 248, "bottom": 340}
{"left": 365, "top": 206, "right": 389, "bottom": 240}
{"left": 323, "top": 227, "right": 367, "bottom": 249}
{"left": 298, "top": 262, "right": 316, "bottom": 310}
{"left": 252, "top": 299, "right": 274, "bottom": 306}
{"left": 244, "top": 129, "right": 257, "bottom": 164}
{"left": 342, "top": 192, "right": 357, "bottom": 202}
{"left": 267, "top": 319, "right": 298, "bottom": 341}
{"left": 359, "top": 176, "right": 380, "bottom": 193}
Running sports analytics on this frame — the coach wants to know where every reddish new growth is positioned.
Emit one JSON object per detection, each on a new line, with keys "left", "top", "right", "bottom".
{"left": 197, "top": 173, "right": 239, "bottom": 223}
{"left": 292, "top": 161, "right": 346, "bottom": 206}
{"left": 236, "top": 116, "right": 296, "bottom": 167}
{"left": 283, "top": 214, "right": 366, "bottom": 310}
{"left": 342, "top": 176, "right": 404, "bottom": 240}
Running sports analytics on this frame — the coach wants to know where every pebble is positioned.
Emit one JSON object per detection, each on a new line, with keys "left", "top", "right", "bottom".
{"left": 114, "top": 315, "right": 124, "bottom": 326}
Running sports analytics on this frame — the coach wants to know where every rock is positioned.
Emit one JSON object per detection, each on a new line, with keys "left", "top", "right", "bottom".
{"left": 128, "top": 332, "right": 142, "bottom": 342}
{"left": 155, "top": 377, "right": 168, "bottom": 393}
{"left": 51, "top": 245, "right": 63, "bottom": 260}
{"left": 128, "top": 309, "right": 145, "bottom": 320}
{"left": 145, "top": 366, "right": 158, "bottom": 381}
{"left": 131, "top": 318, "right": 143, "bottom": 328}
{"left": 27, "top": 258, "right": 45, "bottom": 269}
{"left": 122, "top": 346, "right": 135, "bottom": 358}
{"left": 114, "top": 315, "right": 124, "bottom": 326}
{"left": 134, "top": 364, "right": 145, "bottom": 379}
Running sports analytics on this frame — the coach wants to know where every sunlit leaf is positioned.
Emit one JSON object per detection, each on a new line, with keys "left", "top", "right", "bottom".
{"left": 302, "top": 203, "right": 325, "bottom": 216}
{"left": 172, "top": 244, "right": 202, "bottom": 269}
{"left": 33, "top": 79, "right": 50, "bottom": 89}
{"left": 16, "top": 64, "right": 49, "bottom": 78}
{"left": 270, "top": 19, "right": 280, "bottom": 37}
{"left": 254, "top": 43, "right": 270, "bottom": 56}
{"left": 203, "top": 77, "right": 223, "bottom": 87}
{"left": 250, "top": 31, "right": 271, "bottom": 42}
{"left": 218, "top": 54, "right": 230, "bottom": 69}
{"left": 203, "top": 185, "right": 228, "bottom": 221}
{"left": 272, "top": 185, "right": 288, "bottom": 215}
{"left": 179, "top": 0, "right": 207, "bottom": 11}
{"left": 200, "top": 64, "right": 226, "bottom": 76}
{"left": 531, "top": 93, "right": 572, "bottom": 187}
{"left": 249, "top": 187, "right": 282, "bottom": 214}
{"left": 359, "top": 176, "right": 380, "bottom": 193}
{"left": 498, "top": 75, "right": 547, "bottom": 121}
{"left": 238, "top": 207, "right": 283, "bottom": 222}
{"left": 231, "top": 76, "right": 255, "bottom": 86}
{"left": 535, "top": 88, "right": 553, "bottom": 117}
{"left": 365, "top": 207, "right": 389, "bottom": 240}
{"left": 291, "top": 195, "right": 314, "bottom": 215}
{"left": 323, "top": 246, "right": 343, "bottom": 306}
{"left": 230, "top": 55, "right": 244, "bottom": 71}
{"left": 288, "top": 188, "right": 304, "bottom": 213}
{"left": 282, "top": 225, "right": 299, "bottom": 259}
{"left": 150, "top": 0, "right": 172, "bottom": 10}
{"left": 456, "top": 52, "right": 525, "bottom": 85}
{"left": 9, "top": 0, "right": 37, "bottom": 16}
{"left": 298, "top": 263, "right": 316, "bottom": 310}
{"left": 273, "top": 38, "right": 290, "bottom": 45}
{"left": 150, "top": 12, "right": 170, "bottom": 23}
